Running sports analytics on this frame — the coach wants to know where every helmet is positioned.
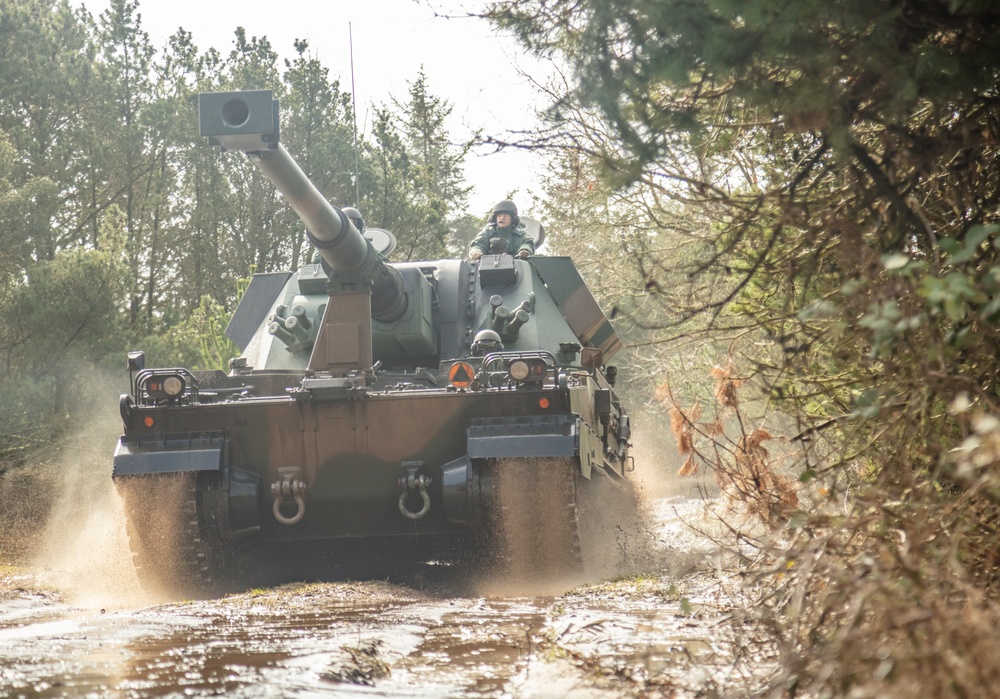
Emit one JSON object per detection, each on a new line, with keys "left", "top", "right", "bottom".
{"left": 493, "top": 200, "right": 517, "bottom": 216}
{"left": 342, "top": 206, "right": 365, "bottom": 232}
{"left": 471, "top": 329, "right": 503, "bottom": 356}
{"left": 490, "top": 200, "right": 519, "bottom": 227}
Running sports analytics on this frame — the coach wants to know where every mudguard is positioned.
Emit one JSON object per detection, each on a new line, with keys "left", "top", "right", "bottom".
{"left": 113, "top": 432, "right": 225, "bottom": 477}
{"left": 466, "top": 415, "right": 578, "bottom": 459}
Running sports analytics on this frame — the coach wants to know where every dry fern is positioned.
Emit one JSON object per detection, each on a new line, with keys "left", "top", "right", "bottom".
{"left": 716, "top": 428, "right": 799, "bottom": 527}
{"left": 711, "top": 364, "right": 743, "bottom": 409}
{"left": 678, "top": 454, "right": 697, "bottom": 476}
{"left": 669, "top": 405, "right": 694, "bottom": 456}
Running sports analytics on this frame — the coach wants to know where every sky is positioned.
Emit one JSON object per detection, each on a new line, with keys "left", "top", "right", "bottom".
{"left": 76, "top": 0, "right": 553, "bottom": 218}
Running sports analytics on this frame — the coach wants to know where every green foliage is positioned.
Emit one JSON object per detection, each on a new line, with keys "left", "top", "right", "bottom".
{"left": 490, "top": 0, "right": 1000, "bottom": 448}
{"left": 0, "top": 0, "right": 95, "bottom": 263}
{"left": 138, "top": 295, "right": 237, "bottom": 371}
{"left": 489, "top": 0, "right": 1000, "bottom": 695}
{"left": 368, "top": 69, "right": 474, "bottom": 261}
{"left": 0, "top": 246, "right": 126, "bottom": 451}
{"left": 0, "top": 248, "right": 126, "bottom": 365}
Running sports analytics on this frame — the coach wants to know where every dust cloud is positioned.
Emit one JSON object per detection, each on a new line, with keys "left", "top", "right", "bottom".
{"left": 627, "top": 405, "right": 715, "bottom": 501}
{"left": 32, "top": 374, "right": 148, "bottom": 609}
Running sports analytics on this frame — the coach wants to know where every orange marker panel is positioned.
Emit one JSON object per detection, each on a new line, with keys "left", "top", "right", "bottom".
{"left": 448, "top": 362, "right": 475, "bottom": 388}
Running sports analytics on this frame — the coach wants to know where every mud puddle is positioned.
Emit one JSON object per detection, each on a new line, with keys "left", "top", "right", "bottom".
{"left": 0, "top": 496, "right": 771, "bottom": 698}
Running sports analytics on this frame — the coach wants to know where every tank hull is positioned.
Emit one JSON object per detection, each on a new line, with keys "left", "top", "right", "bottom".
{"left": 114, "top": 365, "right": 634, "bottom": 594}
{"left": 117, "top": 386, "right": 588, "bottom": 540}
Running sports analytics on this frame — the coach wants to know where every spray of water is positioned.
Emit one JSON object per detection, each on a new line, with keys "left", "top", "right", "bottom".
{"left": 31, "top": 376, "right": 152, "bottom": 609}
{"left": 627, "top": 405, "right": 717, "bottom": 502}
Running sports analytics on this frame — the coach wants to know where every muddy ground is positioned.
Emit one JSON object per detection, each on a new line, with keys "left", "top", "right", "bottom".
{"left": 0, "top": 420, "right": 776, "bottom": 698}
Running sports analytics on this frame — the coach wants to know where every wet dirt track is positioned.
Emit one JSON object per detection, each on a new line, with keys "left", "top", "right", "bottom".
{"left": 0, "top": 498, "right": 768, "bottom": 699}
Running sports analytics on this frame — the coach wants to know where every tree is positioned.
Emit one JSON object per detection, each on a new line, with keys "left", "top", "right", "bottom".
{"left": 0, "top": 0, "right": 95, "bottom": 264}
{"left": 162, "top": 29, "right": 235, "bottom": 318}
{"left": 366, "top": 106, "right": 418, "bottom": 255}
{"left": 369, "top": 69, "right": 474, "bottom": 260}
{"left": 0, "top": 221, "right": 126, "bottom": 452}
{"left": 488, "top": 0, "right": 1000, "bottom": 695}
{"left": 0, "top": 129, "right": 30, "bottom": 291}
{"left": 211, "top": 28, "right": 288, "bottom": 279}
{"left": 90, "top": 0, "right": 165, "bottom": 330}
{"left": 488, "top": 0, "right": 1000, "bottom": 460}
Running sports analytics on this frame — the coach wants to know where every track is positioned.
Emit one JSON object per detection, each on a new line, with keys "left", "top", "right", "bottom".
{"left": 492, "top": 458, "right": 583, "bottom": 583}
{"left": 115, "top": 471, "right": 231, "bottom": 598}
{"left": 114, "top": 460, "right": 643, "bottom": 597}
{"left": 480, "top": 457, "right": 643, "bottom": 588}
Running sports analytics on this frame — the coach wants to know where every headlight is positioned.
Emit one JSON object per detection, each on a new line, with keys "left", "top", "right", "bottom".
{"left": 508, "top": 360, "right": 531, "bottom": 381}
{"left": 507, "top": 358, "right": 547, "bottom": 383}
{"left": 162, "top": 375, "right": 185, "bottom": 397}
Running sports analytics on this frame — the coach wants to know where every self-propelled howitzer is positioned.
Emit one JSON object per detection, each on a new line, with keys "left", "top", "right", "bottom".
{"left": 112, "top": 89, "right": 640, "bottom": 596}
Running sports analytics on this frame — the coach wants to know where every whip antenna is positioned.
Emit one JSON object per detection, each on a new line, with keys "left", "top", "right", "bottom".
{"left": 349, "top": 21, "right": 360, "bottom": 205}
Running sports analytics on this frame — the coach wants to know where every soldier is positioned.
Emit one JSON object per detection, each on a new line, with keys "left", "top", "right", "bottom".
{"left": 469, "top": 200, "right": 535, "bottom": 261}
{"left": 471, "top": 329, "right": 504, "bottom": 356}
{"left": 314, "top": 206, "right": 369, "bottom": 267}
{"left": 342, "top": 206, "right": 365, "bottom": 233}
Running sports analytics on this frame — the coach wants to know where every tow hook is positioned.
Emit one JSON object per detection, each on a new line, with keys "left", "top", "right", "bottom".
{"left": 271, "top": 467, "right": 306, "bottom": 525}
{"left": 398, "top": 465, "right": 431, "bottom": 520}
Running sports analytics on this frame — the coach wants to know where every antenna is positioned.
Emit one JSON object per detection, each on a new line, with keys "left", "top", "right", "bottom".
{"left": 349, "top": 22, "right": 360, "bottom": 206}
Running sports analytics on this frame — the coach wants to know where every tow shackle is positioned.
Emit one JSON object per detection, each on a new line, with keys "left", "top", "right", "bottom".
{"left": 271, "top": 467, "right": 307, "bottom": 526}
{"left": 398, "top": 471, "right": 432, "bottom": 520}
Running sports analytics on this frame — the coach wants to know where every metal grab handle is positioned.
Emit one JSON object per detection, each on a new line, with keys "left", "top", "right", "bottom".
{"left": 273, "top": 493, "right": 305, "bottom": 525}
{"left": 398, "top": 474, "right": 431, "bottom": 520}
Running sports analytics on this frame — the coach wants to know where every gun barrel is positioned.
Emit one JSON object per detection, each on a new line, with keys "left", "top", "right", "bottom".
{"left": 248, "top": 145, "right": 368, "bottom": 272}
{"left": 199, "top": 90, "right": 405, "bottom": 320}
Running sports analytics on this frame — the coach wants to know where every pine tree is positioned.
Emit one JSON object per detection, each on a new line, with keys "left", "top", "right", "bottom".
{"left": 0, "top": 0, "right": 94, "bottom": 264}
{"left": 370, "top": 69, "right": 473, "bottom": 260}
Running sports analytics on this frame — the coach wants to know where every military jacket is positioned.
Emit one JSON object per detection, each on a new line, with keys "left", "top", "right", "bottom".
{"left": 469, "top": 224, "right": 535, "bottom": 257}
